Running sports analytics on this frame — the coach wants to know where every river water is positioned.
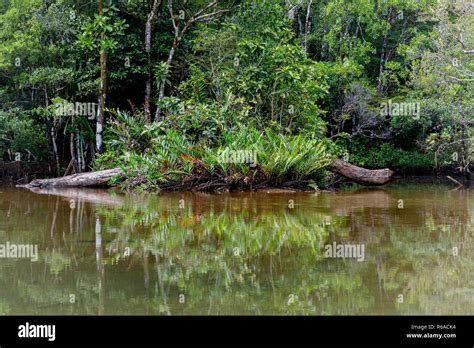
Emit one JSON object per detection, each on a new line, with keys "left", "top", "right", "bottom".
{"left": 0, "top": 184, "right": 472, "bottom": 315}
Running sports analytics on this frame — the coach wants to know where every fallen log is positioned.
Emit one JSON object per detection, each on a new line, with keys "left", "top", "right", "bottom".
{"left": 18, "top": 168, "right": 125, "bottom": 189}
{"left": 329, "top": 159, "right": 394, "bottom": 185}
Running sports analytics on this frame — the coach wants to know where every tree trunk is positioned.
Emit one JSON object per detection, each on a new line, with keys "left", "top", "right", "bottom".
{"left": 45, "top": 89, "right": 61, "bottom": 177}
{"left": 155, "top": 35, "right": 180, "bottom": 120}
{"left": 144, "top": 0, "right": 162, "bottom": 121}
{"left": 97, "top": 0, "right": 107, "bottom": 154}
{"left": 50, "top": 126, "right": 60, "bottom": 177}
{"left": 303, "top": 0, "right": 313, "bottom": 54}
{"left": 21, "top": 168, "right": 125, "bottom": 189}
{"left": 69, "top": 132, "right": 77, "bottom": 173}
{"left": 329, "top": 159, "right": 394, "bottom": 185}
{"left": 377, "top": 6, "right": 394, "bottom": 94}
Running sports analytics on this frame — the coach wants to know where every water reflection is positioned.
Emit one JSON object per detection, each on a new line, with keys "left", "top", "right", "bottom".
{"left": 0, "top": 185, "right": 472, "bottom": 315}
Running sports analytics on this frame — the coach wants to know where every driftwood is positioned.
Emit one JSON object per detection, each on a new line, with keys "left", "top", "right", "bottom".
{"left": 329, "top": 159, "right": 394, "bottom": 185}
{"left": 19, "top": 168, "right": 125, "bottom": 189}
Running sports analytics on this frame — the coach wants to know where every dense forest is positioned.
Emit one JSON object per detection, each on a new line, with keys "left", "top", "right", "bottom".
{"left": 0, "top": 0, "right": 472, "bottom": 190}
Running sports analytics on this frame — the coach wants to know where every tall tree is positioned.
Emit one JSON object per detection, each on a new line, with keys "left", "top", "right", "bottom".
{"left": 144, "top": 0, "right": 163, "bottom": 121}
{"left": 97, "top": 0, "right": 107, "bottom": 153}
{"left": 79, "top": 2, "right": 127, "bottom": 153}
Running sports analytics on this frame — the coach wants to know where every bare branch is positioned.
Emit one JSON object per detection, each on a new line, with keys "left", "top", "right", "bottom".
{"left": 447, "top": 75, "right": 474, "bottom": 83}
{"left": 168, "top": 0, "right": 179, "bottom": 34}
{"left": 192, "top": 0, "right": 218, "bottom": 20}
{"left": 155, "top": 0, "right": 228, "bottom": 119}
{"left": 455, "top": 27, "right": 473, "bottom": 54}
{"left": 194, "top": 9, "right": 229, "bottom": 22}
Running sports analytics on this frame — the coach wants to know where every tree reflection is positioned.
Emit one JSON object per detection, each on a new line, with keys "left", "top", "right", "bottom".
{"left": 0, "top": 186, "right": 471, "bottom": 315}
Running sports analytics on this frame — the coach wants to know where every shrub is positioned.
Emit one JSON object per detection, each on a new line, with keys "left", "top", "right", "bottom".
{"left": 349, "top": 141, "right": 435, "bottom": 172}
{"left": 0, "top": 108, "right": 48, "bottom": 162}
{"left": 96, "top": 111, "right": 334, "bottom": 190}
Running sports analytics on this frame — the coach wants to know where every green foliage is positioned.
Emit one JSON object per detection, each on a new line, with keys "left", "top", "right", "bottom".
{"left": 349, "top": 141, "right": 434, "bottom": 171}
{"left": 97, "top": 109, "right": 334, "bottom": 189}
{"left": 0, "top": 108, "right": 48, "bottom": 161}
{"left": 162, "top": 91, "right": 253, "bottom": 143}
{"left": 201, "top": 127, "right": 334, "bottom": 183}
{"left": 105, "top": 109, "right": 166, "bottom": 152}
{"left": 79, "top": 5, "right": 128, "bottom": 52}
{"left": 0, "top": 0, "right": 472, "bottom": 181}
{"left": 174, "top": 1, "right": 331, "bottom": 134}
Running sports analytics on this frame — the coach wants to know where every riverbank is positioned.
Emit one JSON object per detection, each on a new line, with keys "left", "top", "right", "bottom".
{"left": 7, "top": 164, "right": 470, "bottom": 192}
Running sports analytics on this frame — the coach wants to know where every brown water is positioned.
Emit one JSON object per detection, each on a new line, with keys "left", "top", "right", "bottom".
{"left": 0, "top": 184, "right": 472, "bottom": 315}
